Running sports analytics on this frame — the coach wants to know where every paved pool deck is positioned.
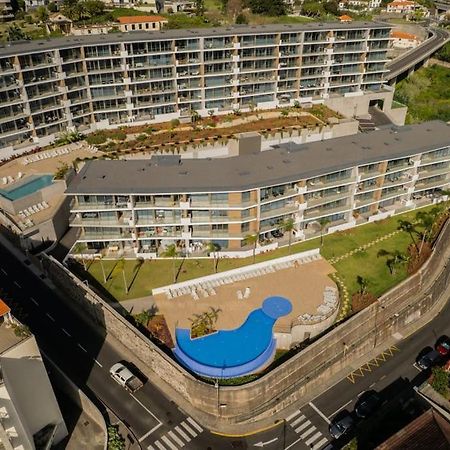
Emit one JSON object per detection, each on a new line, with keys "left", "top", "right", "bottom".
{"left": 152, "top": 258, "right": 337, "bottom": 339}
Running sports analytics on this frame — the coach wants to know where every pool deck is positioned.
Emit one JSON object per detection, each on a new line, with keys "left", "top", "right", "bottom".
{"left": 153, "top": 258, "right": 337, "bottom": 339}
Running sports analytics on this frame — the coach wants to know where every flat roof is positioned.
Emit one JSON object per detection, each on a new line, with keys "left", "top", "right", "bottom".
{"left": 65, "top": 121, "right": 450, "bottom": 195}
{"left": 0, "top": 21, "right": 391, "bottom": 57}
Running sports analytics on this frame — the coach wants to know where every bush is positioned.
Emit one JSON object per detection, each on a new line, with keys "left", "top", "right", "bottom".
{"left": 86, "top": 132, "right": 107, "bottom": 145}
{"left": 136, "top": 134, "right": 147, "bottom": 142}
{"left": 431, "top": 366, "right": 449, "bottom": 397}
{"left": 170, "top": 118, "right": 180, "bottom": 128}
{"left": 109, "top": 131, "right": 126, "bottom": 141}
{"left": 107, "top": 425, "right": 125, "bottom": 450}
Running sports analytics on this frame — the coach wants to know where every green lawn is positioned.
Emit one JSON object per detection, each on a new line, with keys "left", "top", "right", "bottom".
{"left": 86, "top": 205, "right": 437, "bottom": 302}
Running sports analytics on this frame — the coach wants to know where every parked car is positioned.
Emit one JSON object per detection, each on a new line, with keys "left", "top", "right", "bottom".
{"left": 110, "top": 362, "right": 144, "bottom": 392}
{"left": 329, "top": 412, "right": 354, "bottom": 440}
{"left": 436, "top": 336, "right": 450, "bottom": 357}
{"left": 355, "top": 390, "right": 382, "bottom": 419}
{"left": 271, "top": 229, "right": 284, "bottom": 238}
{"left": 417, "top": 349, "right": 442, "bottom": 370}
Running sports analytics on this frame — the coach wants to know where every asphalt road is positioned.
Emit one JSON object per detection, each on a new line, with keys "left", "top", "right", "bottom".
{"left": 2, "top": 238, "right": 449, "bottom": 450}
{"left": 386, "top": 28, "right": 449, "bottom": 80}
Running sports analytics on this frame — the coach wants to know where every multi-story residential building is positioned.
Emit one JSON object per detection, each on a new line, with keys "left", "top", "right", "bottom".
{"left": 0, "top": 22, "right": 393, "bottom": 158}
{"left": 0, "top": 299, "right": 67, "bottom": 449}
{"left": 0, "top": 0, "right": 13, "bottom": 20}
{"left": 65, "top": 121, "right": 450, "bottom": 259}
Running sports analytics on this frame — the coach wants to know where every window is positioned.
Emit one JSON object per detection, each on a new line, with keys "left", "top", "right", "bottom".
{"left": 241, "top": 222, "right": 250, "bottom": 233}
{"left": 242, "top": 191, "right": 251, "bottom": 203}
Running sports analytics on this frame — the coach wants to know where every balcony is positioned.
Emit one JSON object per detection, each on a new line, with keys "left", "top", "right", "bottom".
{"left": 303, "top": 203, "right": 350, "bottom": 220}
{"left": 260, "top": 204, "right": 298, "bottom": 220}
{"left": 306, "top": 191, "right": 350, "bottom": 208}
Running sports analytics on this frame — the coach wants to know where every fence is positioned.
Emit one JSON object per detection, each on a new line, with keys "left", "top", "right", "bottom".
{"left": 42, "top": 220, "right": 450, "bottom": 427}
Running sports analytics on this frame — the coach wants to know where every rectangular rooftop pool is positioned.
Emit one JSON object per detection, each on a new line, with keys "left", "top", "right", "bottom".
{"left": 0, "top": 175, "right": 54, "bottom": 201}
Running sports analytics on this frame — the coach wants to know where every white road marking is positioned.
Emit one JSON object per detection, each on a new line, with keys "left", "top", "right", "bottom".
{"left": 131, "top": 394, "right": 163, "bottom": 428}
{"left": 357, "top": 391, "right": 365, "bottom": 397}
{"left": 312, "top": 437, "right": 329, "bottom": 450}
{"left": 300, "top": 426, "right": 316, "bottom": 440}
{"left": 291, "top": 415, "right": 306, "bottom": 427}
{"left": 154, "top": 441, "right": 166, "bottom": 450}
{"left": 186, "top": 417, "right": 203, "bottom": 432}
{"left": 46, "top": 313, "right": 55, "bottom": 322}
{"left": 413, "top": 362, "right": 422, "bottom": 372}
{"left": 13, "top": 281, "right": 21, "bottom": 288}
{"left": 147, "top": 446, "right": 156, "bottom": 450}
{"left": 286, "top": 409, "right": 302, "bottom": 422}
{"left": 77, "top": 343, "right": 87, "bottom": 352}
{"left": 168, "top": 431, "right": 184, "bottom": 447}
{"left": 284, "top": 436, "right": 305, "bottom": 450}
{"left": 94, "top": 359, "right": 103, "bottom": 368}
{"left": 369, "top": 382, "right": 376, "bottom": 389}
{"left": 174, "top": 426, "right": 190, "bottom": 442}
{"left": 305, "top": 431, "right": 322, "bottom": 446}
{"left": 294, "top": 420, "right": 311, "bottom": 433}
{"left": 30, "top": 297, "right": 38, "bottom": 305}
{"left": 139, "top": 423, "right": 164, "bottom": 443}
{"left": 161, "top": 436, "right": 177, "bottom": 450}
{"left": 1, "top": 269, "right": 7, "bottom": 275}
{"left": 328, "top": 399, "right": 353, "bottom": 419}
{"left": 62, "top": 328, "right": 71, "bottom": 337}
{"left": 309, "top": 401, "right": 331, "bottom": 424}
{"left": 180, "top": 422, "right": 197, "bottom": 438}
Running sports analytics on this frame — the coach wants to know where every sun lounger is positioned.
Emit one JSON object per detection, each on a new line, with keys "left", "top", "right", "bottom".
{"left": 42, "top": 201, "right": 49, "bottom": 208}
{"left": 237, "top": 290, "right": 243, "bottom": 300}
{"left": 32, "top": 205, "right": 40, "bottom": 213}
{"left": 2, "top": 178, "right": 7, "bottom": 185}
{"left": 243, "top": 287, "right": 250, "bottom": 299}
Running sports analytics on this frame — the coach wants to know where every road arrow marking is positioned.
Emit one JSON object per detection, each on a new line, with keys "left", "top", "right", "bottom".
{"left": 254, "top": 437, "right": 278, "bottom": 447}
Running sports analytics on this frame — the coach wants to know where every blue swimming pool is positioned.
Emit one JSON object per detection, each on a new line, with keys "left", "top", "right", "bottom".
{"left": 0, "top": 175, "right": 53, "bottom": 201}
{"left": 173, "top": 296, "right": 292, "bottom": 378}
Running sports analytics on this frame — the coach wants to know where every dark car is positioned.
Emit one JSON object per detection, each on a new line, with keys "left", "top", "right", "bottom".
{"left": 355, "top": 390, "right": 382, "bottom": 419}
{"left": 417, "top": 349, "right": 442, "bottom": 370}
{"left": 329, "top": 413, "right": 354, "bottom": 440}
{"left": 436, "top": 337, "right": 450, "bottom": 357}
{"left": 271, "top": 229, "right": 284, "bottom": 238}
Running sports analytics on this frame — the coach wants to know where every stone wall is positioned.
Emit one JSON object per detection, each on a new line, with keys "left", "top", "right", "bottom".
{"left": 43, "top": 220, "right": 450, "bottom": 427}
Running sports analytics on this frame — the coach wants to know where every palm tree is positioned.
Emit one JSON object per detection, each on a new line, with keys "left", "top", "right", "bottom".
{"left": 377, "top": 249, "right": 408, "bottom": 276}
{"left": 244, "top": 233, "right": 259, "bottom": 263}
{"left": 318, "top": 217, "right": 330, "bottom": 247}
{"left": 163, "top": 244, "right": 178, "bottom": 283}
{"left": 97, "top": 255, "right": 107, "bottom": 283}
{"left": 115, "top": 257, "right": 128, "bottom": 294}
{"left": 207, "top": 242, "right": 221, "bottom": 273}
{"left": 415, "top": 210, "right": 434, "bottom": 254}
{"left": 397, "top": 219, "right": 419, "bottom": 253}
{"left": 356, "top": 275, "right": 368, "bottom": 295}
{"left": 282, "top": 218, "right": 295, "bottom": 254}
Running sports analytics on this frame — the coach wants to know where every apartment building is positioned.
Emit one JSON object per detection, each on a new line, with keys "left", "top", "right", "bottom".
{"left": 0, "top": 300, "right": 67, "bottom": 449}
{"left": 65, "top": 121, "right": 450, "bottom": 259}
{"left": 0, "top": 0, "right": 13, "bottom": 20}
{"left": 0, "top": 22, "right": 392, "bottom": 157}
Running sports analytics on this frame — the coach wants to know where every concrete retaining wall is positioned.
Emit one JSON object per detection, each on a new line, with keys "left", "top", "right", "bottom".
{"left": 43, "top": 220, "right": 450, "bottom": 427}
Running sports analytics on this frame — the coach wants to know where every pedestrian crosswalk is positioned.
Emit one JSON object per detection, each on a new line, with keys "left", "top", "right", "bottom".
{"left": 286, "top": 409, "right": 328, "bottom": 450}
{"left": 148, "top": 417, "right": 203, "bottom": 450}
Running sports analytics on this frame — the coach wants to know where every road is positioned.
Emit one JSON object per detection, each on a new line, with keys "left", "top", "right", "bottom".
{"left": 2, "top": 237, "right": 449, "bottom": 450}
{"left": 386, "top": 27, "right": 449, "bottom": 80}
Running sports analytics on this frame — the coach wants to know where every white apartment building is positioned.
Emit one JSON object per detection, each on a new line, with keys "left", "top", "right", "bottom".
{"left": 0, "top": 22, "right": 392, "bottom": 158}
{"left": 65, "top": 121, "right": 450, "bottom": 259}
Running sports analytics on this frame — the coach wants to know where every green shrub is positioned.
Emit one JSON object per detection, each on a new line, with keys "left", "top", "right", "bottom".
{"left": 170, "top": 118, "right": 180, "bottom": 128}
{"left": 136, "top": 134, "right": 147, "bottom": 142}
{"left": 109, "top": 131, "right": 126, "bottom": 141}
{"left": 86, "top": 133, "right": 107, "bottom": 145}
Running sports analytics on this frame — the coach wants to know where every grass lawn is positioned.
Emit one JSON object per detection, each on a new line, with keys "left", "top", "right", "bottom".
{"left": 86, "top": 205, "right": 437, "bottom": 302}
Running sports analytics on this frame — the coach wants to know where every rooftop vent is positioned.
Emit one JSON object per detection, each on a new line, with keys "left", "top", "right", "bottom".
{"left": 282, "top": 159, "right": 291, "bottom": 164}
{"left": 326, "top": 147, "right": 332, "bottom": 152}
{"left": 239, "top": 171, "right": 250, "bottom": 176}
{"left": 267, "top": 165, "right": 274, "bottom": 170}
{"left": 179, "top": 171, "right": 188, "bottom": 175}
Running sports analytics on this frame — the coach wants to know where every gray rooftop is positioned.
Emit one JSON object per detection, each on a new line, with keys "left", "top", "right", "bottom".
{"left": 0, "top": 21, "right": 391, "bottom": 57}
{"left": 65, "top": 121, "right": 450, "bottom": 195}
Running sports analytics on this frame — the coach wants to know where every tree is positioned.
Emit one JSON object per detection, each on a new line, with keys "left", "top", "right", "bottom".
{"left": 246, "top": 0, "right": 288, "bottom": 16}
{"left": 48, "top": 1, "right": 58, "bottom": 12}
{"left": 318, "top": 217, "right": 330, "bottom": 246}
{"left": 431, "top": 366, "right": 449, "bottom": 397}
{"left": 323, "top": 0, "right": 339, "bottom": 15}
{"left": 35, "top": 5, "right": 49, "bottom": 22}
{"left": 6, "top": 24, "right": 30, "bottom": 41}
{"left": 282, "top": 218, "right": 295, "bottom": 254}
{"left": 235, "top": 12, "right": 247, "bottom": 24}
{"left": 134, "top": 309, "right": 153, "bottom": 328}
{"left": 301, "top": 1, "right": 325, "bottom": 17}
{"left": 133, "top": 257, "right": 145, "bottom": 278}
{"left": 415, "top": 209, "right": 437, "bottom": 254}
{"left": 377, "top": 249, "right": 408, "bottom": 275}
{"left": 115, "top": 257, "right": 128, "bottom": 294}
{"left": 244, "top": 233, "right": 259, "bottom": 263}
{"left": 195, "top": 0, "right": 205, "bottom": 15}
{"left": 163, "top": 244, "right": 178, "bottom": 283}
{"left": 96, "top": 255, "right": 107, "bottom": 283}
{"left": 72, "top": 242, "right": 88, "bottom": 270}
{"left": 356, "top": 275, "right": 368, "bottom": 294}
{"left": 107, "top": 425, "right": 125, "bottom": 450}
{"left": 397, "top": 219, "right": 419, "bottom": 252}
{"left": 207, "top": 242, "right": 221, "bottom": 273}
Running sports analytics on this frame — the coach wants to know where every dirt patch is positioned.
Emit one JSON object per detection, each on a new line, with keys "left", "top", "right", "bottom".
{"left": 147, "top": 315, "right": 174, "bottom": 349}
{"left": 351, "top": 292, "right": 377, "bottom": 313}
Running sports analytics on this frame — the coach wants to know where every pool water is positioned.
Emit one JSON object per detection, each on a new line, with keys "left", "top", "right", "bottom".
{"left": 173, "top": 296, "right": 292, "bottom": 378}
{"left": 0, "top": 175, "right": 54, "bottom": 201}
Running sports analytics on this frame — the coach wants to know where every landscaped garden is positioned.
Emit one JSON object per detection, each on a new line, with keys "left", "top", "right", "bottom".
{"left": 79, "top": 105, "right": 341, "bottom": 160}
{"left": 84, "top": 204, "right": 448, "bottom": 313}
